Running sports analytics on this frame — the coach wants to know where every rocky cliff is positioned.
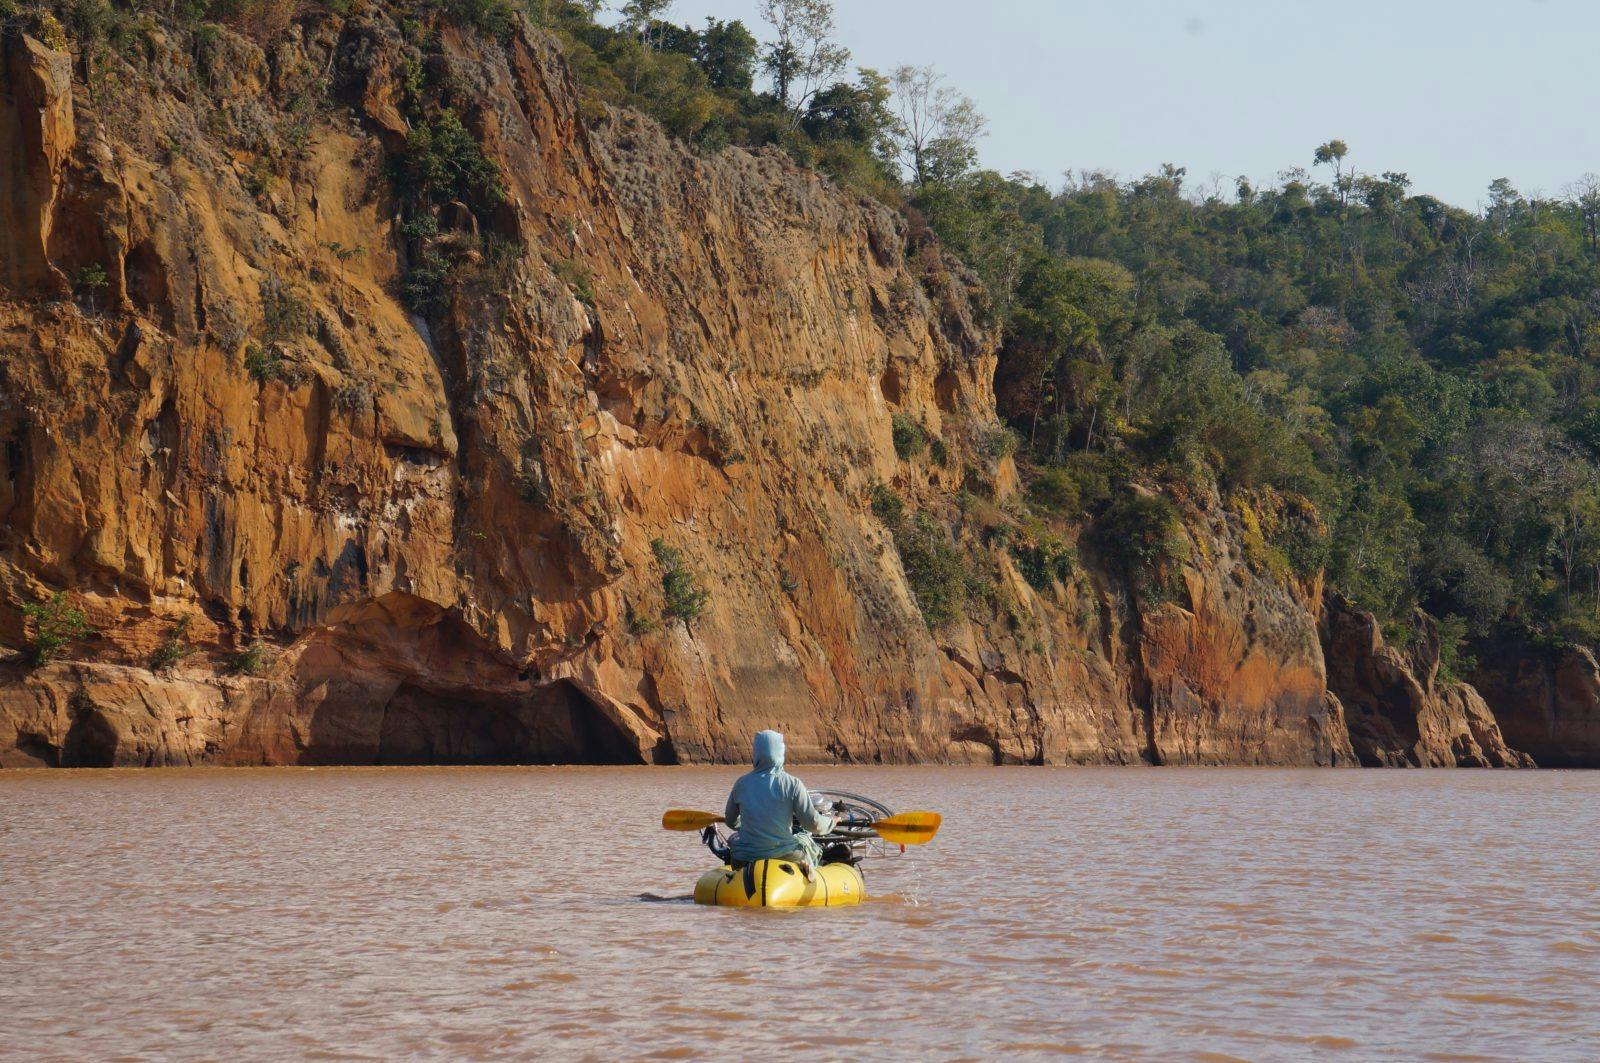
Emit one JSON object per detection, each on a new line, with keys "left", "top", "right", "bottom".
{"left": 0, "top": 12, "right": 1568, "bottom": 767}
{"left": 1320, "top": 594, "right": 1529, "bottom": 767}
{"left": 1469, "top": 639, "right": 1600, "bottom": 768}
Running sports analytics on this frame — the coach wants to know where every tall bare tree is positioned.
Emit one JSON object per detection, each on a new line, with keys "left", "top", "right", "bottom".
{"left": 619, "top": 0, "right": 674, "bottom": 51}
{"left": 889, "top": 65, "right": 986, "bottom": 188}
{"left": 1566, "top": 173, "right": 1600, "bottom": 256}
{"left": 759, "top": 0, "right": 850, "bottom": 129}
{"left": 1313, "top": 139, "right": 1351, "bottom": 207}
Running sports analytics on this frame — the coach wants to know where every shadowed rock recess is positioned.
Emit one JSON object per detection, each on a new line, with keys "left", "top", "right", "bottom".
{"left": 0, "top": 16, "right": 1575, "bottom": 766}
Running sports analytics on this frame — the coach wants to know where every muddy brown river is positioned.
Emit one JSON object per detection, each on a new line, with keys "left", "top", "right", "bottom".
{"left": 2, "top": 766, "right": 1597, "bottom": 1060}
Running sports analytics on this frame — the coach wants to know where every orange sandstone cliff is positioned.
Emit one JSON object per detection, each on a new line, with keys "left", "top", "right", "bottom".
{"left": 0, "top": 16, "right": 1530, "bottom": 767}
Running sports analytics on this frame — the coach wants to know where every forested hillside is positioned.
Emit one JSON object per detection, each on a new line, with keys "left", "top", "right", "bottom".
{"left": 535, "top": 0, "right": 1600, "bottom": 665}
{"left": 930, "top": 162, "right": 1600, "bottom": 663}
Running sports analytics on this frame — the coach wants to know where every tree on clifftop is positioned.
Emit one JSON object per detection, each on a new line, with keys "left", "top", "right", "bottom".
{"left": 759, "top": 0, "right": 849, "bottom": 129}
{"left": 890, "top": 64, "right": 987, "bottom": 189}
{"left": 619, "top": 0, "right": 673, "bottom": 50}
{"left": 1313, "top": 138, "right": 1351, "bottom": 206}
{"left": 695, "top": 18, "right": 759, "bottom": 91}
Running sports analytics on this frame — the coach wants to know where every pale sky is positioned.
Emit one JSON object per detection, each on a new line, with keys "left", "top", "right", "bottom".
{"left": 609, "top": 0, "right": 1600, "bottom": 209}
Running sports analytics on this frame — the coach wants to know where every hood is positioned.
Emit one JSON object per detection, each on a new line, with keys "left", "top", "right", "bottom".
{"left": 752, "top": 730, "right": 785, "bottom": 771}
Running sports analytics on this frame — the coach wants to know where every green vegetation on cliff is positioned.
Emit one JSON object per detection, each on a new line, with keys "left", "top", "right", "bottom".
{"left": 532, "top": 0, "right": 902, "bottom": 196}
{"left": 20, "top": 593, "right": 92, "bottom": 666}
{"left": 651, "top": 539, "right": 709, "bottom": 624}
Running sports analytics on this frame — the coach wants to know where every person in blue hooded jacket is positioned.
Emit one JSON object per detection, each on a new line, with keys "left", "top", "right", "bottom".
{"left": 724, "top": 730, "right": 834, "bottom": 871}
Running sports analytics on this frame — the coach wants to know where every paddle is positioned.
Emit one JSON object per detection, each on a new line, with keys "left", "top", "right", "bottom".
{"left": 661, "top": 809, "right": 942, "bottom": 846}
{"left": 862, "top": 810, "right": 941, "bottom": 847}
{"left": 661, "top": 809, "right": 726, "bottom": 832}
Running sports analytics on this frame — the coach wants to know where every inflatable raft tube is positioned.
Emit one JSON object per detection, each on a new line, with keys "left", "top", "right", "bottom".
{"left": 693, "top": 860, "right": 864, "bottom": 907}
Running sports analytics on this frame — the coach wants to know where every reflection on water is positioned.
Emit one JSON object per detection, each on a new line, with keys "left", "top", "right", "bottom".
{"left": 3, "top": 766, "right": 1598, "bottom": 1060}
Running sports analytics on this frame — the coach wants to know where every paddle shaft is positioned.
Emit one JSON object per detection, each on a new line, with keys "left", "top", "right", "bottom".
{"left": 661, "top": 809, "right": 940, "bottom": 844}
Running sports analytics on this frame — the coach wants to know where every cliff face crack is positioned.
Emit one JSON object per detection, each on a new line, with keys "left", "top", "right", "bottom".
{"left": 1119, "top": 593, "right": 1162, "bottom": 767}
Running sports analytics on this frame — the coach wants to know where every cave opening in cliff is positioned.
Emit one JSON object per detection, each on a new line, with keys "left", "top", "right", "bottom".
{"left": 360, "top": 678, "right": 645, "bottom": 766}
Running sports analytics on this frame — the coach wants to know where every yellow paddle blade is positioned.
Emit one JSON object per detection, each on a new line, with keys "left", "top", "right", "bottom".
{"left": 871, "top": 811, "right": 942, "bottom": 846}
{"left": 662, "top": 809, "right": 725, "bottom": 831}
